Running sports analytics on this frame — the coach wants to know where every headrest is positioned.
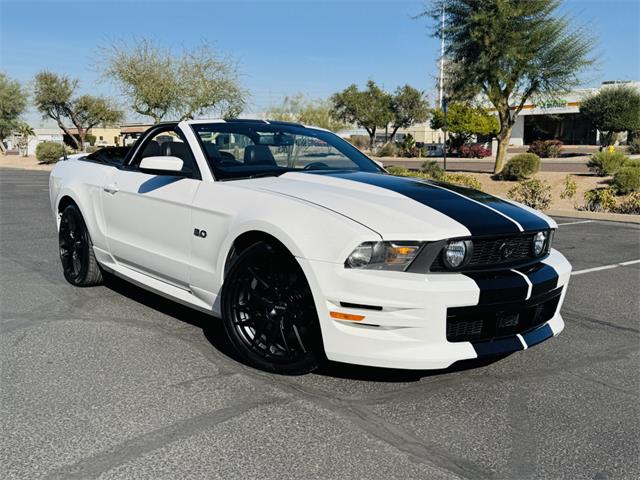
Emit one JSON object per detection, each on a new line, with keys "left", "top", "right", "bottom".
{"left": 162, "top": 141, "right": 188, "bottom": 160}
{"left": 203, "top": 142, "right": 221, "bottom": 159}
{"left": 141, "top": 140, "right": 160, "bottom": 158}
{"left": 243, "top": 144, "right": 276, "bottom": 166}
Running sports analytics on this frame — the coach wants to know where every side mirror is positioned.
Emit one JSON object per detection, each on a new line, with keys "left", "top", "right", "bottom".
{"left": 139, "top": 156, "right": 184, "bottom": 174}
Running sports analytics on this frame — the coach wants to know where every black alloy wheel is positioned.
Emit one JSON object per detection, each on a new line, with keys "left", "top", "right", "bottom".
{"left": 222, "top": 241, "right": 322, "bottom": 374}
{"left": 59, "top": 204, "right": 103, "bottom": 286}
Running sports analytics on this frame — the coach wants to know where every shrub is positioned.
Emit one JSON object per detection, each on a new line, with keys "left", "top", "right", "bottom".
{"left": 628, "top": 138, "right": 640, "bottom": 155}
{"left": 560, "top": 174, "right": 577, "bottom": 200}
{"left": 612, "top": 166, "right": 640, "bottom": 194}
{"left": 499, "top": 153, "right": 541, "bottom": 180}
{"left": 507, "top": 179, "right": 551, "bottom": 210}
{"left": 376, "top": 143, "right": 397, "bottom": 157}
{"left": 441, "top": 173, "right": 483, "bottom": 190}
{"left": 614, "top": 192, "right": 640, "bottom": 214}
{"left": 397, "top": 134, "right": 421, "bottom": 158}
{"left": 459, "top": 143, "right": 491, "bottom": 158}
{"left": 348, "top": 135, "right": 369, "bottom": 150}
{"left": 583, "top": 188, "right": 618, "bottom": 212}
{"left": 528, "top": 139, "right": 563, "bottom": 158}
{"left": 35, "top": 141, "right": 65, "bottom": 164}
{"left": 386, "top": 164, "right": 482, "bottom": 190}
{"left": 85, "top": 134, "right": 97, "bottom": 146}
{"left": 625, "top": 158, "right": 640, "bottom": 168}
{"left": 386, "top": 165, "right": 410, "bottom": 176}
{"left": 421, "top": 160, "right": 444, "bottom": 179}
{"left": 587, "top": 150, "right": 628, "bottom": 176}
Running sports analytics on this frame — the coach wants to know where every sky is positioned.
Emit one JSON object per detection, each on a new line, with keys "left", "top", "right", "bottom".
{"left": 1, "top": 0, "right": 639, "bottom": 125}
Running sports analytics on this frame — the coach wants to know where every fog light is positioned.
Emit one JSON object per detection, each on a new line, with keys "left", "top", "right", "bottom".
{"left": 443, "top": 240, "right": 467, "bottom": 269}
{"left": 533, "top": 231, "right": 547, "bottom": 256}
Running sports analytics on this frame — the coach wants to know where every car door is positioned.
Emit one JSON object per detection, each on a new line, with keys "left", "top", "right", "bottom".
{"left": 101, "top": 125, "right": 201, "bottom": 289}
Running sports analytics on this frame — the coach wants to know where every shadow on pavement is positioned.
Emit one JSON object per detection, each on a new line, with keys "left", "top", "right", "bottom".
{"left": 103, "top": 272, "right": 510, "bottom": 383}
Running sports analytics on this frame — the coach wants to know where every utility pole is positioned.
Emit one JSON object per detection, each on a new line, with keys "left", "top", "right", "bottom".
{"left": 438, "top": 3, "right": 445, "bottom": 110}
{"left": 443, "top": 97, "right": 448, "bottom": 171}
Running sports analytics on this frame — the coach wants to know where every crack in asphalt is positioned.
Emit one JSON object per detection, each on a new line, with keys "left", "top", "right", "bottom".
{"left": 561, "top": 309, "right": 640, "bottom": 335}
{"left": 184, "top": 342, "right": 492, "bottom": 480}
{"left": 42, "top": 397, "right": 287, "bottom": 480}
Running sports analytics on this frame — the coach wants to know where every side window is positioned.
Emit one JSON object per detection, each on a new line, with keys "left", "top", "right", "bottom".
{"left": 131, "top": 128, "right": 200, "bottom": 178}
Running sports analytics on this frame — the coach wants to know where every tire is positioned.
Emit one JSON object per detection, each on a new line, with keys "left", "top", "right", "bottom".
{"left": 59, "top": 204, "right": 103, "bottom": 287}
{"left": 221, "top": 241, "right": 322, "bottom": 374}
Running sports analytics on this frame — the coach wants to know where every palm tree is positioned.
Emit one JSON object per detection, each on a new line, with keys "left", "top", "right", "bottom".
{"left": 15, "top": 123, "right": 35, "bottom": 157}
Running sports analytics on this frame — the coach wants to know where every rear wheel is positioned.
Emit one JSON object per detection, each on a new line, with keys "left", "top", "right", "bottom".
{"left": 59, "top": 204, "right": 103, "bottom": 287}
{"left": 222, "top": 241, "right": 322, "bottom": 374}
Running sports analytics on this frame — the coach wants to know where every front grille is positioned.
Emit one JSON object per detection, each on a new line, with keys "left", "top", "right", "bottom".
{"left": 446, "top": 287, "right": 562, "bottom": 342}
{"left": 431, "top": 233, "right": 540, "bottom": 271}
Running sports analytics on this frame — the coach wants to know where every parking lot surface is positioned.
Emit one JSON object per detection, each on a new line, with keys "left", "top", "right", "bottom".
{"left": 1, "top": 169, "right": 639, "bottom": 480}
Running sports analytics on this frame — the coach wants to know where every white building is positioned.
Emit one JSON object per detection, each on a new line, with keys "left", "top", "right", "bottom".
{"left": 508, "top": 81, "right": 639, "bottom": 146}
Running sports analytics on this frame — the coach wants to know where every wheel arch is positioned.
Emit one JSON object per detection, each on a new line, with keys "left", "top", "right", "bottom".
{"left": 223, "top": 230, "right": 295, "bottom": 278}
{"left": 57, "top": 194, "right": 78, "bottom": 214}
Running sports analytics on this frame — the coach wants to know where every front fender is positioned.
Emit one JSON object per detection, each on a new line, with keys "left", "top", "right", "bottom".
{"left": 189, "top": 182, "right": 380, "bottom": 297}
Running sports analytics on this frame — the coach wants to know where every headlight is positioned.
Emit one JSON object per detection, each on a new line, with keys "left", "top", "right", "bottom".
{"left": 533, "top": 231, "right": 549, "bottom": 256}
{"left": 442, "top": 240, "right": 469, "bottom": 269}
{"left": 345, "top": 241, "right": 422, "bottom": 271}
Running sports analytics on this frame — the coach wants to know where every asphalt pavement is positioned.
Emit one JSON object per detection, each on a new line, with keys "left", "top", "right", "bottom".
{"left": 1, "top": 169, "right": 639, "bottom": 480}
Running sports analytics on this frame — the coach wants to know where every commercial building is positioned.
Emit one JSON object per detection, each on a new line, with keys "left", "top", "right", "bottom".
{"left": 508, "top": 81, "right": 639, "bottom": 146}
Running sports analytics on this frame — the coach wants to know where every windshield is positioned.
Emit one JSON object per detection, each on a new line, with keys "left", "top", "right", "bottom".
{"left": 191, "top": 121, "right": 383, "bottom": 180}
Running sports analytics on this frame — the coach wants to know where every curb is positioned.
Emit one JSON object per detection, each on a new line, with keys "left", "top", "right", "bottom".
{"left": 0, "top": 165, "right": 54, "bottom": 172}
{"left": 547, "top": 209, "right": 640, "bottom": 224}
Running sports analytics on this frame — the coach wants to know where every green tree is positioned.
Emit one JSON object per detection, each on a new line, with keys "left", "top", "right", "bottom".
{"left": 389, "top": 85, "right": 430, "bottom": 142}
{"left": 418, "top": 0, "right": 593, "bottom": 172}
{"left": 33, "top": 71, "right": 122, "bottom": 150}
{"left": 0, "top": 73, "right": 28, "bottom": 154}
{"left": 330, "top": 80, "right": 393, "bottom": 148}
{"left": 101, "top": 39, "right": 246, "bottom": 123}
{"left": 15, "top": 122, "right": 34, "bottom": 157}
{"left": 580, "top": 84, "right": 640, "bottom": 147}
{"left": 33, "top": 71, "right": 80, "bottom": 149}
{"left": 430, "top": 102, "right": 499, "bottom": 151}
{"left": 69, "top": 95, "right": 123, "bottom": 148}
{"left": 266, "top": 93, "right": 348, "bottom": 132}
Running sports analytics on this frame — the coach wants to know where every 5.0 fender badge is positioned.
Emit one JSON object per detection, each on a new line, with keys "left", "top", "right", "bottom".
{"left": 194, "top": 228, "right": 207, "bottom": 238}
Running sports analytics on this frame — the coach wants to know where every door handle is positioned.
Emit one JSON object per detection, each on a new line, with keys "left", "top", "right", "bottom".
{"left": 103, "top": 184, "right": 119, "bottom": 194}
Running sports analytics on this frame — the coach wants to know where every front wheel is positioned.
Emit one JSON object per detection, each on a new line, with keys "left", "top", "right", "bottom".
{"left": 221, "top": 242, "right": 322, "bottom": 374}
{"left": 59, "top": 204, "right": 103, "bottom": 287}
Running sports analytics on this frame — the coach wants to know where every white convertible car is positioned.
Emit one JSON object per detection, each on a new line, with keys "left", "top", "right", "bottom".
{"left": 49, "top": 120, "right": 571, "bottom": 374}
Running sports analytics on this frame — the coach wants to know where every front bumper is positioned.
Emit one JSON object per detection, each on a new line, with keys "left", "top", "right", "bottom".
{"left": 298, "top": 248, "right": 571, "bottom": 370}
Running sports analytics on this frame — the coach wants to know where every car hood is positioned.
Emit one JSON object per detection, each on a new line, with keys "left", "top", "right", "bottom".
{"left": 241, "top": 171, "right": 555, "bottom": 240}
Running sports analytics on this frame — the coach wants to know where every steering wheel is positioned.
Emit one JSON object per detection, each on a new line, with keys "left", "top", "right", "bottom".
{"left": 303, "top": 162, "right": 330, "bottom": 170}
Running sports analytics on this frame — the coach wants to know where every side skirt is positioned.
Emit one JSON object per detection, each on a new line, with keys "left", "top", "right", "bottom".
{"left": 93, "top": 246, "right": 217, "bottom": 317}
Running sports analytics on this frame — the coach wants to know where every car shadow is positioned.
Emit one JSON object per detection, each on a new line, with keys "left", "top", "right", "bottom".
{"left": 102, "top": 273, "right": 509, "bottom": 383}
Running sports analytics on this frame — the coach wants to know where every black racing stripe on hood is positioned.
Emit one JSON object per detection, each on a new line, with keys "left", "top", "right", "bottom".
{"left": 433, "top": 181, "right": 551, "bottom": 232}
{"left": 319, "top": 171, "right": 520, "bottom": 236}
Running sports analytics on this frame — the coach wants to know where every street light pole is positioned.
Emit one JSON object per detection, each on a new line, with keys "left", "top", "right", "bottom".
{"left": 443, "top": 97, "right": 448, "bottom": 171}
{"left": 439, "top": 3, "right": 445, "bottom": 110}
